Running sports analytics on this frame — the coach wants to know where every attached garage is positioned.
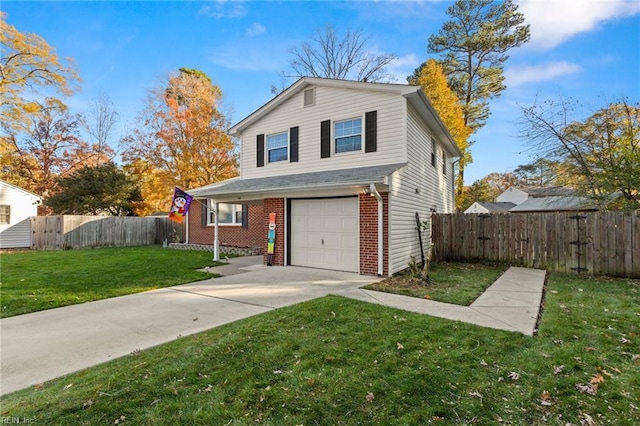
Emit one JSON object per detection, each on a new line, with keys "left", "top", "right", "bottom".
{"left": 289, "top": 198, "right": 359, "bottom": 272}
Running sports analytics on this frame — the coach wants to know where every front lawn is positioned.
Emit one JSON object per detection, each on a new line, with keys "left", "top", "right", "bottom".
{"left": 0, "top": 246, "right": 221, "bottom": 318}
{"left": 1, "top": 271, "right": 638, "bottom": 425}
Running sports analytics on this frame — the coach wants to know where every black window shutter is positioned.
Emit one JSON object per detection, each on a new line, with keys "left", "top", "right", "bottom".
{"left": 289, "top": 127, "right": 299, "bottom": 162}
{"left": 257, "top": 134, "right": 265, "bottom": 167}
{"left": 200, "top": 200, "right": 208, "bottom": 227}
{"left": 365, "top": 110, "right": 377, "bottom": 153}
{"left": 320, "top": 120, "right": 331, "bottom": 158}
{"left": 241, "top": 205, "right": 249, "bottom": 229}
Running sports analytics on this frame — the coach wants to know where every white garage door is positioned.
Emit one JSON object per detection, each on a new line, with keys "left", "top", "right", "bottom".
{"left": 290, "top": 198, "right": 359, "bottom": 273}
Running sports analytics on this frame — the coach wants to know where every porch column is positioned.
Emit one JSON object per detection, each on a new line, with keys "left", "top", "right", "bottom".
{"left": 213, "top": 201, "right": 220, "bottom": 261}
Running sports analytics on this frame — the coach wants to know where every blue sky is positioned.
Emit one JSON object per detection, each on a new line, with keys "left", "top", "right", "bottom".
{"left": 3, "top": 0, "right": 639, "bottom": 184}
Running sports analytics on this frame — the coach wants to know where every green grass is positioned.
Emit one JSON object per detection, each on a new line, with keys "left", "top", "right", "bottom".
{"left": 0, "top": 246, "right": 221, "bottom": 318}
{"left": 364, "top": 261, "right": 507, "bottom": 305}
{"left": 1, "top": 271, "right": 638, "bottom": 425}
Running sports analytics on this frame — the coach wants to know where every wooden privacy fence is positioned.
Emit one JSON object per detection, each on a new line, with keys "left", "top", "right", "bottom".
{"left": 431, "top": 211, "right": 640, "bottom": 278}
{"left": 31, "top": 215, "right": 186, "bottom": 250}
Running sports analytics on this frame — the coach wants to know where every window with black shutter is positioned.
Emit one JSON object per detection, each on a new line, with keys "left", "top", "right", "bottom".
{"left": 289, "top": 126, "right": 299, "bottom": 162}
{"left": 365, "top": 110, "right": 377, "bottom": 153}
{"left": 320, "top": 120, "right": 331, "bottom": 158}
{"left": 257, "top": 134, "right": 265, "bottom": 167}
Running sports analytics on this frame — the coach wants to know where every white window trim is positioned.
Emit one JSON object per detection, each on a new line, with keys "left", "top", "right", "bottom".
{"left": 0, "top": 205, "right": 9, "bottom": 225}
{"left": 333, "top": 115, "right": 364, "bottom": 155}
{"left": 266, "top": 131, "right": 289, "bottom": 163}
{"left": 207, "top": 201, "right": 243, "bottom": 227}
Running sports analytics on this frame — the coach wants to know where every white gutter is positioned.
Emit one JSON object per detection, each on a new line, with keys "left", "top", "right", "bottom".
{"left": 369, "top": 183, "right": 384, "bottom": 276}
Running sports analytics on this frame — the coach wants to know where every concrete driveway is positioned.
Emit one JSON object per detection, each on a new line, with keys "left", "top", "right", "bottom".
{"left": 0, "top": 262, "right": 378, "bottom": 396}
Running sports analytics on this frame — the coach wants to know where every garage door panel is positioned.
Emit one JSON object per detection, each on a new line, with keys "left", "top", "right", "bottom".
{"left": 291, "top": 198, "right": 359, "bottom": 273}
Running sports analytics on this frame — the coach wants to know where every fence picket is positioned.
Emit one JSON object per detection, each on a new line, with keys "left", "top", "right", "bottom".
{"left": 431, "top": 212, "right": 639, "bottom": 278}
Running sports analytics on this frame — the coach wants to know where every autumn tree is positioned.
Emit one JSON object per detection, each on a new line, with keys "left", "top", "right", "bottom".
{"left": 122, "top": 68, "right": 237, "bottom": 215}
{"left": 458, "top": 178, "right": 500, "bottom": 211}
{"left": 409, "top": 59, "right": 472, "bottom": 208}
{"left": 1, "top": 98, "right": 100, "bottom": 198}
{"left": 513, "top": 158, "right": 562, "bottom": 187}
{"left": 280, "top": 25, "right": 398, "bottom": 88}
{"left": 0, "top": 12, "right": 80, "bottom": 136}
{"left": 520, "top": 97, "right": 640, "bottom": 209}
{"left": 46, "top": 162, "right": 141, "bottom": 216}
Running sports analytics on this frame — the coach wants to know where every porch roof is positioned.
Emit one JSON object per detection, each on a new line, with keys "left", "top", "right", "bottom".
{"left": 189, "top": 163, "right": 406, "bottom": 199}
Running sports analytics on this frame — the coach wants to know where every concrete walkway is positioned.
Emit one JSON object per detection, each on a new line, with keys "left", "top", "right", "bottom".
{"left": 0, "top": 259, "right": 545, "bottom": 396}
{"left": 342, "top": 267, "right": 546, "bottom": 335}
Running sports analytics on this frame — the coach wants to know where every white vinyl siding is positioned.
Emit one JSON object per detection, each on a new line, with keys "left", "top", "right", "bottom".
{"left": 240, "top": 85, "right": 406, "bottom": 179}
{"left": 0, "top": 181, "right": 41, "bottom": 249}
{"left": 388, "top": 104, "right": 454, "bottom": 275}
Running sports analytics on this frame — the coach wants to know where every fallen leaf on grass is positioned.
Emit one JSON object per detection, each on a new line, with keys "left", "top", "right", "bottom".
{"left": 590, "top": 374, "right": 604, "bottom": 385}
{"left": 365, "top": 392, "right": 375, "bottom": 402}
{"left": 397, "top": 342, "right": 404, "bottom": 350}
{"left": 201, "top": 384, "right": 212, "bottom": 393}
{"left": 596, "top": 367, "right": 612, "bottom": 377}
{"left": 114, "top": 416, "right": 126, "bottom": 425}
{"left": 63, "top": 383, "right": 73, "bottom": 390}
{"left": 620, "top": 337, "right": 631, "bottom": 344}
{"left": 33, "top": 383, "right": 43, "bottom": 391}
{"left": 480, "top": 359, "right": 488, "bottom": 367}
{"left": 576, "top": 383, "right": 598, "bottom": 395}
{"left": 541, "top": 390, "right": 551, "bottom": 401}
{"left": 508, "top": 372, "right": 520, "bottom": 381}
{"left": 553, "top": 365, "right": 565, "bottom": 375}
{"left": 469, "top": 391, "right": 482, "bottom": 399}
{"left": 584, "top": 347, "right": 596, "bottom": 352}
{"left": 83, "top": 399, "right": 93, "bottom": 409}
{"left": 580, "top": 413, "right": 596, "bottom": 426}
{"left": 424, "top": 295, "right": 432, "bottom": 300}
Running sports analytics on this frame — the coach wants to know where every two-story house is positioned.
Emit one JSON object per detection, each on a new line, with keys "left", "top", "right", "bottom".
{"left": 188, "top": 77, "right": 461, "bottom": 276}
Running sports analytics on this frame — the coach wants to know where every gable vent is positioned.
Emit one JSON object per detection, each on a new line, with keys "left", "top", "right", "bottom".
{"left": 303, "top": 88, "right": 315, "bottom": 107}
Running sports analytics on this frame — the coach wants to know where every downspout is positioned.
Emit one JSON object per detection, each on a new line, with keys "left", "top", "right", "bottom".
{"left": 213, "top": 201, "right": 220, "bottom": 261}
{"left": 369, "top": 183, "right": 384, "bottom": 276}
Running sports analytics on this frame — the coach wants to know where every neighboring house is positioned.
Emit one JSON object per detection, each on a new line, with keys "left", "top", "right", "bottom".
{"left": 189, "top": 77, "right": 461, "bottom": 276}
{"left": 0, "top": 180, "right": 43, "bottom": 249}
{"left": 464, "top": 202, "right": 516, "bottom": 214}
{"left": 469, "top": 186, "right": 598, "bottom": 213}
{"left": 509, "top": 196, "right": 598, "bottom": 212}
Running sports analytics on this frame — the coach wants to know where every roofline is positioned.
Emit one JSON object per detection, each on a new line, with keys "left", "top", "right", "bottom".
{"left": 228, "top": 77, "right": 461, "bottom": 159}
{"left": 0, "top": 179, "right": 43, "bottom": 200}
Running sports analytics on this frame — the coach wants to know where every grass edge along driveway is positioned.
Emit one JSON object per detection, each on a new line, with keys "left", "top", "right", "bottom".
{"left": 0, "top": 246, "right": 222, "bottom": 318}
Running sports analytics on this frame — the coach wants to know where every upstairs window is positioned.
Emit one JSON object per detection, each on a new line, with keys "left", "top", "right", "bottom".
{"left": 0, "top": 205, "right": 9, "bottom": 224}
{"left": 431, "top": 137, "right": 436, "bottom": 167}
{"left": 334, "top": 118, "right": 362, "bottom": 153}
{"left": 442, "top": 150, "right": 447, "bottom": 175}
{"left": 267, "top": 132, "right": 288, "bottom": 163}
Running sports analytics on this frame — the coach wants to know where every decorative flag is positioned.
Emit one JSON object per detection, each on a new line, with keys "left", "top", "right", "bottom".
{"left": 168, "top": 187, "right": 193, "bottom": 223}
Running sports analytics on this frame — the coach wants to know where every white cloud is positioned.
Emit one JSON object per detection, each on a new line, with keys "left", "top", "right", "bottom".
{"left": 246, "top": 23, "right": 266, "bottom": 37}
{"left": 386, "top": 53, "right": 421, "bottom": 82}
{"left": 505, "top": 61, "right": 582, "bottom": 86}
{"left": 517, "top": 0, "right": 640, "bottom": 50}
{"left": 198, "top": 0, "right": 246, "bottom": 19}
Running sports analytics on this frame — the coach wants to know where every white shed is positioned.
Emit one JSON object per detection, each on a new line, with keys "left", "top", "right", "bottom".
{"left": 0, "top": 180, "right": 42, "bottom": 249}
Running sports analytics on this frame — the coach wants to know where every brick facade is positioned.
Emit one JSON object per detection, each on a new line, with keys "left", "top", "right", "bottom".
{"left": 359, "top": 192, "right": 389, "bottom": 276}
{"left": 263, "top": 198, "right": 285, "bottom": 266}
{"left": 188, "top": 202, "right": 264, "bottom": 252}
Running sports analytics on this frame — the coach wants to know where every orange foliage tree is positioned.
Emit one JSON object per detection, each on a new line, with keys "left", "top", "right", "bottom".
{"left": 121, "top": 68, "right": 238, "bottom": 215}
{"left": 409, "top": 59, "right": 472, "bottom": 209}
